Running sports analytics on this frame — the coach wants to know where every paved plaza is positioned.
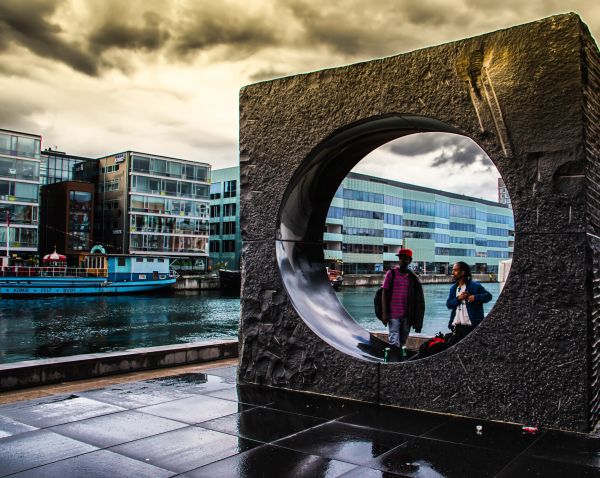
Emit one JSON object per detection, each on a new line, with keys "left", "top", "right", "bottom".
{"left": 1, "top": 361, "right": 599, "bottom": 477}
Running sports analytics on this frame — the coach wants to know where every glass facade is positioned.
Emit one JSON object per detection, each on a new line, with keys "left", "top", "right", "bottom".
{"left": 68, "top": 191, "right": 92, "bottom": 251}
{"left": 41, "top": 151, "right": 99, "bottom": 185}
{"left": 0, "top": 129, "right": 41, "bottom": 257}
{"left": 325, "top": 172, "right": 514, "bottom": 275}
{"left": 209, "top": 167, "right": 241, "bottom": 270}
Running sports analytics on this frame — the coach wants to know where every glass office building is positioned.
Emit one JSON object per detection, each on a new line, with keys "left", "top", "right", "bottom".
{"left": 0, "top": 128, "right": 42, "bottom": 261}
{"left": 96, "top": 151, "right": 210, "bottom": 266}
{"left": 209, "top": 167, "right": 241, "bottom": 270}
{"left": 325, "top": 172, "right": 514, "bottom": 274}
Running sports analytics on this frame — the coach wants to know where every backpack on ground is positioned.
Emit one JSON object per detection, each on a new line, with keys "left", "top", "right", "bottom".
{"left": 374, "top": 268, "right": 395, "bottom": 322}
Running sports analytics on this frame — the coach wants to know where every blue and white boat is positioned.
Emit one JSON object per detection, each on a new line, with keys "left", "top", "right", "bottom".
{"left": 0, "top": 251, "right": 176, "bottom": 297}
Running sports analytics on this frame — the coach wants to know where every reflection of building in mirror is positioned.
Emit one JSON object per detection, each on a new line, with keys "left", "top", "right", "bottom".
{"left": 324, "top": 172, "right": 514, "bottom": 276}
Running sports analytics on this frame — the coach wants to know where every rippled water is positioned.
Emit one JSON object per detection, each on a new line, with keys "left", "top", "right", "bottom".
{"left": 0, "top": 282, "right": 500, "bottom": 363}
{"left": 336, "top": 282, "right": 500, "bottom": 337}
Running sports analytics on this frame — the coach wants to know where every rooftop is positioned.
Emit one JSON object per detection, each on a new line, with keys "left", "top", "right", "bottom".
{"left": 0, "top": 361, "right": 597, "bottom": 477}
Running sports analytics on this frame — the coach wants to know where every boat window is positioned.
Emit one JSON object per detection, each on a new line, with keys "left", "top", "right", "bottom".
{"left": 136, "top": 258, "right": 143, "bottom": 263}
{"left": 147, "top": 258, "right": 154, "bottom": 263}
{"left": 118, "top": 257, "right": 126, "bottom": 267}
{"left": 158, "top": 259, "right": 164, "bottom": 263}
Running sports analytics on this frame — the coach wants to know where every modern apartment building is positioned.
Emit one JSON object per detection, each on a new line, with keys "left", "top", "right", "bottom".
{"left": 95, "top": 151, "right": 211, "bottom": 267}
{"left": 41, "top": 149, "right": 99, "bottom": 185}
{"left": 208, "top": 167, "right": 241, "bottom": 270}
{"left": 325, "top": 172, "right": 514, "bottom": 274}
{"left": 0, "top": 128, "right": 42, "bottom": 262}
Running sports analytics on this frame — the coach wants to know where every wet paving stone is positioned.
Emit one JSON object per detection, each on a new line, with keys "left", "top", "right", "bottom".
{"left": 198, "top": 406, "right": 327, "bottom": 442}
{"left": 181, "top": 444, "right": 358, "bottom": 478}
{"left": 0, "top": 394, "right": 125, "bottom": 428}
{"left": 78, "top": 383, "right": 195, "bottom": 408}
{"left": 0, "top": 429, "right": 98, "bottom": 477}
{"left": 264, "top": 389, "right": 366, "bottom": 420}
{"left": 523, "top": 430, "right": 600, "bottom": 468}
{"left": 422, "top": 416, "right": 543, "bottom": 454}
{"left": 205, "top": 384, "right": 276, "bottom": 406}
{"left": 50, "top": 410, "right": 188, "bottom": 448}
{"left": 109, "top": 426, "right": 261, "bottom": 474}
{"left": 339, "top": 467, "right": 405, "bottom": 477}
{"left": 142, "top": 372, "right": 236, "bottom": 393}
{"left": 137, "top": 394, "right": 254, "bottom": 424}
{"left": 496, "top": 455, "right": 600, "bottom": 477}
{"left": 364, "top": 436, "right": 515, "bottom": 477}
{"left": 274, "top": 421, "right": 411, "bottom": 466}
{"left": 7, "top": 449, "right": 176, "bottom": 478}
{"left": 340, "top": 405, "right": 449, "bottom": 437}
{"left": 0, "top": 414, "right": 37, "bottom": 439}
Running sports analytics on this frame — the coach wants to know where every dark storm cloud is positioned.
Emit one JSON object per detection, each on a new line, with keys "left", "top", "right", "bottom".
{"left": 89, "top": 12, "right": 170, "bottom": 54}
{"left": 387, "top": 133, "right": 493, "bottom": 169}
{"left": 0, "top": 0, "right": 98, "bottom": 75}
{"left": 172, "top": 6, "right": 280, "bottom": 59}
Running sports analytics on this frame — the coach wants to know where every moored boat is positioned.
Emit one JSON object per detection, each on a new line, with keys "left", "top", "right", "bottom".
{"left": 0, "top": 251, "right": 176, "bottom": 297}
{"left": 219, "top": 269, "right": 241, "bottom": 291}
{"left": 327, "top": 267, "right": 344, "bottom": 290}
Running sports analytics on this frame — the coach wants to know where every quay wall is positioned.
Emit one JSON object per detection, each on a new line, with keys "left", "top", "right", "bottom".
{"left": 173, "top": 275, "right": 220, "bottom": 290}
{"left": 0, "top": 340, "right": 238, "bottom": 392}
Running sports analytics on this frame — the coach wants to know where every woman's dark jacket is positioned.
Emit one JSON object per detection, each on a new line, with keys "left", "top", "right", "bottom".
{"left": 446, "top": 280, "right": 492, "bottom": 329}
{"left": 384, "top": 268, "right": 425, "bottom": 332}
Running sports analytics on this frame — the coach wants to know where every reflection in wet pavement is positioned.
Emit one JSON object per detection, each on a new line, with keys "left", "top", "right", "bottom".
{"left": 0, "top": 365, "right": 598, "bottom": 477}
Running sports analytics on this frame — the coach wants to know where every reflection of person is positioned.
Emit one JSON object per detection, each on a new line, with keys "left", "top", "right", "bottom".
{"left": 381, "top": 248, "right": 425, "bottom": 348}
{"left": 446, "top": 262, "right": 492, "bottom": 340}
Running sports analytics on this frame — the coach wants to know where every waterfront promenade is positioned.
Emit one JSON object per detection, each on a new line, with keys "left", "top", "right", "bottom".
{"left": 1, "top": 359, "right": 599, "bottom": 477}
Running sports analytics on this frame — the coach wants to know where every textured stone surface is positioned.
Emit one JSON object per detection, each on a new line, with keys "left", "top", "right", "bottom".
{"left": 239, "top": 13, "right": 600, "bottom": 432}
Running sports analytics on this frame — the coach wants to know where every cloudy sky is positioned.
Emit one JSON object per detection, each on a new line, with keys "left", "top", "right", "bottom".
{"left": 0, "top": 1, "right": 598, "bottom": 200}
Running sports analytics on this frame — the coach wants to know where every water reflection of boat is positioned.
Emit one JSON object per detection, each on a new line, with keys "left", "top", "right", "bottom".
{"left": 0, "top": 251, "right": 176, "bottom": 297}
{"left": 219, "top": 269, "right": 241, "bottom": 291}
{"left": 327, "top": 268, "right": 343, "bottom": 290}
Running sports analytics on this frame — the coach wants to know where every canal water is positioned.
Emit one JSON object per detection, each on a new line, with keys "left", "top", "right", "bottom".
{"left": 0, "top": 283, "right": 500, "bottom": 363}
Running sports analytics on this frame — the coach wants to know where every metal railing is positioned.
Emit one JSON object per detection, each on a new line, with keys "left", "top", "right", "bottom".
{"left": 0, "top": 266, "right": 107, "bottom": 278}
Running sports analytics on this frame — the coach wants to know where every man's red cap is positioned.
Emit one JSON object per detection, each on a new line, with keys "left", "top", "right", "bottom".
{"left": 396, "top": 248, "right": 413, "bottom": 258}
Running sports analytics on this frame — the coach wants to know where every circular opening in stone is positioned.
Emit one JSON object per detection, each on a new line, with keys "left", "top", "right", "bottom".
{"left": 276, "top": 114, "right": 515, "bottom": 363}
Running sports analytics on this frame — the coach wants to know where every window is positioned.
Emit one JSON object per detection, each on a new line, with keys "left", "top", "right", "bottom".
{"left": 210, "top": 240, "right": 220, "bottom": 252}
{"left": 100, "top": 180, "right": 119, "bottom": 192}
{"left": 327, "top": 206, "right": 343, "bottom": 219}
{"left": 450, "top": 204, "right": 476, "bottom": 219}
{"left": 450, "top": 236, "right": 474, "bottom": 244}
{"left": 384, "top": 213, "right": 402, "bottom": 226}
{"left": 223, "top": 203, "right": 236, "bottom": 217}
{"left": 384, "top": 229, "right": 403, "bottom": 239}
{"left": 222, "top": 221, "right": 236, "bottom": 235}
{"left": 210, "top": 205, "right": 221, "bottom": 217}
{"left": 402, "top": 199, "right": 435, "bottom": 216}
{"left": 344, "top": 209, "right": 383, "bottom": 220}
{"left": 101, "top": 164, "right": 119, "bottom": 173}
{"left": 210, "top": 182, "right": 221, "bottom": 199}
{"left": 136, "top": 258, "right": 144, "bottom": 262}
{"left": 343, "top": 189, "right": 384, "bottom": 204}
{"left": 343, "top": 244, "right": 383, "bottom": 254}
{"left": 403, "top": 219, "right": 434, "bottom": 228}
{"left": 224, "top": 180, "right": 237, "bottom": 198}
{"left": 222, "top": 240, "right": 236, "bottom": 252}
{"left": 210, "top": 223, "right": 220, "bottom": 235}
{"left": 343, "top": 227, "right": 383, "bottom": 237}
{"left": 487, "top": 227, "right": 508, "bottom": 236}
{"left": 132, "top": 156, "right": 150, "bottom": 173}
{"left": 449, "top": 222, "right": 476, "bottom": 232}
{"left": 118, "top": 257, "right": 126, "bottom": 266}
{"left": 403, "top": 231, "right": 432, "bottom": 239}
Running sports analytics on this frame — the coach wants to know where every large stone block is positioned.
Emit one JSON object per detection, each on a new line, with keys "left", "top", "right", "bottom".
{"left": 239, "top": 13, "right": 600, "bottom": 432}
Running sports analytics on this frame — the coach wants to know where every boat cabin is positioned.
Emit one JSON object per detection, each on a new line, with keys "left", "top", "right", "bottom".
{"left": 107, "top": 255, "right": 172, "bottom": 282}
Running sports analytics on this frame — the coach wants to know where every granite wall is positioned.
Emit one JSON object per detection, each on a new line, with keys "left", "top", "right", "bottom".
{"left": 238, "top": 13, "right": 600, "bottom": 432}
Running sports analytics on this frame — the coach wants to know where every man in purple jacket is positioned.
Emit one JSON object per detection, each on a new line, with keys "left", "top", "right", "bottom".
{"left": 381, "top": 248, "right": 425, "bottom": 348}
